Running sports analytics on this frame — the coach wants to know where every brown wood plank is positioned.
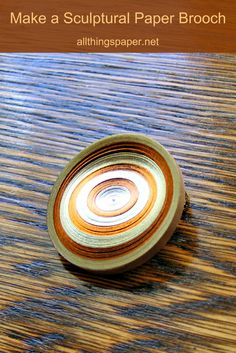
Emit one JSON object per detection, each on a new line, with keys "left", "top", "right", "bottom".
{"left": 0, "top": 53, "right": 235, "bottom": 353}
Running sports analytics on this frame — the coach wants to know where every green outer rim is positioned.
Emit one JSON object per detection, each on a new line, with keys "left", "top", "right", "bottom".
{"left": 47, "top": 133, "right": 185, "bottom": 274}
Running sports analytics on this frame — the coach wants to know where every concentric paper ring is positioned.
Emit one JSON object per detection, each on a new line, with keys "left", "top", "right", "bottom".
{"left": 47, "top": 134, "right": 185, "bottom": 274}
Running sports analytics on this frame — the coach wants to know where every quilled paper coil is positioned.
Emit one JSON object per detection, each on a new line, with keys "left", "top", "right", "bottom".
{"left": 47, "top": 134, "right": 185, "bottom": 274}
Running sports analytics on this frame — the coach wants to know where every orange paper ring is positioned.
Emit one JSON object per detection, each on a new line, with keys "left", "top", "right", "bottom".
{"left": 47, "top": 134, "right": 185, "bottom": 274}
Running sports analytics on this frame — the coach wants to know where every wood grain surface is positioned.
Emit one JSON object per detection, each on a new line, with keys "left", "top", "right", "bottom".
{"left": 0, "top": 53, "right": 235, "bottom": 353}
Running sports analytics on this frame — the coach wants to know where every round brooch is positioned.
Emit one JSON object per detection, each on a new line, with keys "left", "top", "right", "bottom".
{"left": 47, "top": 134, "right": 185, "bottom": 274}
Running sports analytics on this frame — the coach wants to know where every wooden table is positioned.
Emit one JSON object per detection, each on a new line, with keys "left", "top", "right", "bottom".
{"left": 0, "top": 53, "right": 235, "bottom": 353}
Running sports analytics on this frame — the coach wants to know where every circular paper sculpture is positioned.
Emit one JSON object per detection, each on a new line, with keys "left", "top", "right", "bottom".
{"left": 47, "top": 134, "right": 185, "bottom": 274}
